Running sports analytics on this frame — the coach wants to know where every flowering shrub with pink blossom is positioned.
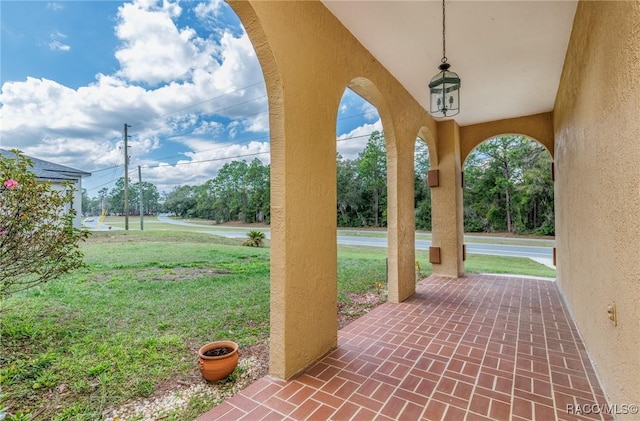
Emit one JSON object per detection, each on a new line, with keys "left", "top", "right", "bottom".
{"left": 2, "top": 179, "right": 18, "bottom": 189}
{"left": 0, "top": 150, "right": 88, "bottom": 298}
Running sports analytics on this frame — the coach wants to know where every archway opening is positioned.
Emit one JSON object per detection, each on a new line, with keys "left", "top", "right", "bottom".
{"left": 335, "top": 86, "right": 389, "bottom": 326}
{"left": 463, "top": 135, "right": 554, "bottom": 236}
{"left": 336, "top": 88, "right": 386, "bottom": 228}
{"left": 414, "top": 137, "right": 433, "bottom": 279}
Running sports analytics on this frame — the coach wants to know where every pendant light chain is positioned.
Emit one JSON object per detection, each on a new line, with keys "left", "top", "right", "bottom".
{"left": 441, "top": 0, "right": 447, "bottom": 64}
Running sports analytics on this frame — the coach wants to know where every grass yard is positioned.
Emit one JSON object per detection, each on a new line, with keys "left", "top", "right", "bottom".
{"left": 1, "top": 229, "right": 554, "bottom": 420}
{"left": 1, "top": 232, "right": 274, "bottom": 420}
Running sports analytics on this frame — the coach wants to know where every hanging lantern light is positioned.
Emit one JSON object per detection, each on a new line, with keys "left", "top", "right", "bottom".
{"left": 429, "top": 0, "right": 460, "bottom": 117}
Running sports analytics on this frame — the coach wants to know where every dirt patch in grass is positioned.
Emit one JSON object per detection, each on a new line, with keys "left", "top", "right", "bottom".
{"left": 91, "top": 266, "right": 231, "bottom": 283}
{"left": 338, "top": 292, "right": 385, "bottom": 329}
{"left": 84, "top": 231, "right": 242, "bottom": 245}
{"left": 104, "top": 292, "right": 383, "bottom": 420}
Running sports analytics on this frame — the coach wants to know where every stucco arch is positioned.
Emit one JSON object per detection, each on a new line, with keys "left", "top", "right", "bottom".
{"left": 336, "top": 79, "right": 391, "bottom": 229}
{"left": 463, "top": 133, "right": 552, "bottom": 167}
{"left": 226, "top": 2, "right": 282, "bottom": 136}
{"left": 347, "top": 77, "right": 397, "bottom": 153}
{"left": 228, "top": 1, "right": 341, "bottom": 381}
{"left": 459, "top": 112, "right": 554, "bottom": 164}
{"left": 461, "top": 132, "right": 554, "bottom": 237}
{"left": 226, "top": 0, "right": 436, "bottom": 378}
{"left": 417, "top": 126, "right": 438, "bottom": 168}
{"left": 344, "top": 76, "right": 415, "bottom": 303}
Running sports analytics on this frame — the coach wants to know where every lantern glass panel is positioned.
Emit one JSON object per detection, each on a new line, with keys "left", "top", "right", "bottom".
{"left": 429, "top": 69, "right": 460, "bottom": 117}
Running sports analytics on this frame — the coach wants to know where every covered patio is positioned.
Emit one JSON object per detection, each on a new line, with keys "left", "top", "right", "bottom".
{"left": 208, "top": 0, "right": 639, "bottom": 418}
{"left": 198, "top": 274, "right": 612, "bottom": 420}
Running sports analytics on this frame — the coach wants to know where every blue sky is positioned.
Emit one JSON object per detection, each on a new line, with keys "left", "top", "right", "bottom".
{"left": 0, "top": 0, "right": 381, "bottom": 195}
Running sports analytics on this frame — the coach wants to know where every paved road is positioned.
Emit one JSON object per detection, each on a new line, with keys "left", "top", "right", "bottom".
{"left": 157, "top": 216, "right": 553, "bottom": 261}
{"left": 339, "top": 236, "right": 551, "bottom": 259}
{"left": 82, "top": 218, "right": 123, "bottom": 231}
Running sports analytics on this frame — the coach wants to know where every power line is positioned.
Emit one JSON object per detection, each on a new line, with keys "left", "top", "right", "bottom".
{"left": 87, "top": 129, "right": 379, "bottom": 176}
{"left": 84, "top": 130, "right": 383, "bottom": 195}
{"left": 85, "top": 173, "right": 122, "bottom": 193}
{"left": 148, "top": 136, "right": 270, "bottom": 163}
{"left": 129, "top": 81, "right": 266, "bottom": 127}
{"left": 124, "top": 123, "right": 131, "bottom": 230}
{"left": 336, "top": 132, "right": 380, "bottom": 143}
{"left": 144, "top": 132, "right": 380, "bottom": 169}
{"left": 93, "top": 131, "right": 377, "bottom": 174}
{"left": 87, "top": 102, "right": 381, "bottom": 174}
{"left": 118, "top": 81, "right": 376, "bottom": 135}
{"left": 90, "top": 164, "right": 122, "bottom": 174}
{"left": 134, "top": 93, "right": 267, "bottom": 129}
{"left": 87, "top": 128, "right": 365, "bottom": 174}
{"left": 131, "top": 100, "right": 376, "bottom": 159}
{"left": 122, "top": 106, "right": 374, "bottom": 165}
{"left": 142, "top": 151, "right": 268, "bottom": 169}
{"left": 142, "top": 107, "right": 371, "bottom": 144}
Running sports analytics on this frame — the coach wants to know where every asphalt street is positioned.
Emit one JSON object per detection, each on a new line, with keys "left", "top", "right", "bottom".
{"left": 154, "top": 215, "right": 553, "bottom": 261}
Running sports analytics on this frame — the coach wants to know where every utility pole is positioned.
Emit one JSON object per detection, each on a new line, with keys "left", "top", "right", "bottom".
{"left": 123, "top": 124, "right": 131, "bottom": 231}
{"left": 138, "top": 165, "right": 144, "bottom": 231}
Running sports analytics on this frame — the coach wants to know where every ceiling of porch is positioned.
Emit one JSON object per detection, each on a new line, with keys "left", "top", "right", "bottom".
{"left": 322, "top": 1, "right": 578, "bottom": 127}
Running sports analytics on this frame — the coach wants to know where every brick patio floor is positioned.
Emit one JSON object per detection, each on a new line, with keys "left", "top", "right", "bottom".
{"left": 197, "top": 275, "right": 612, "bottom": 420}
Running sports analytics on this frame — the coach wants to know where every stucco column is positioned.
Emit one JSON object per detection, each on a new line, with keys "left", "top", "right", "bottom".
{"left": 229, "top": 0, "right": 444, "bottom": 380}
{"left": 430, "top": 120, "right": 464, "bottom": 277}
{"left": 386, "top": 130, "right": 416, "bottom": 303}
{"left": 268, "top": 88, "right": 339, "bottom": 379}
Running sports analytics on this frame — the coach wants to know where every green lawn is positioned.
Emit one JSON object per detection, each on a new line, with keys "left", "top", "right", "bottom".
{"left": 1, "top": 229, "right": 554, "bottom": 420}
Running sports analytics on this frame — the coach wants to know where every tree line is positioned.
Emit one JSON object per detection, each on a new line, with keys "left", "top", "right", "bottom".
{"left": 163, "top": 158, "right": 270, "bottom": 223}
{"left": 335, "top": 131, "right": 553, "bottom": 234}
{"left": 83, "top": 131, "right": 553, "bottom": 235}
{"left": 83, "top": 178, "right": 162, "bottom": 216}
{"left": 337, "top": 131, "right": 433, "bottom": 229}
{"left": 463, "top": 136, "right": 554, "bottom": 234}
{"left": 83, "top": 158, "right": 270, "bottom": 224}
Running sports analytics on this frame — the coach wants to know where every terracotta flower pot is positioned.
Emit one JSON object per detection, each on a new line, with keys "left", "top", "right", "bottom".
{"left": 197, "top": 340, "right": 239, "bottom": 382}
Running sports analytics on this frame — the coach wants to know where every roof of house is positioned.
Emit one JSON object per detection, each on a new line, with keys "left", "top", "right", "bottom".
{"left": 0, "top": 149, "right": 91, "bottom": 182}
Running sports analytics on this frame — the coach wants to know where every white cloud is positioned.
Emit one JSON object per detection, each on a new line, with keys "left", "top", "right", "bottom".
{"left": 361, "top": 100, "right": 378, "bottom": 121}
{"left": 141, "top": 139, "right": 270, "bottom": 192}
{"left": 48, "top": 30, "right": 70, "bottom": 51}
{"left": 227, "top": 120, "right": 241, "bottom": 139}
{"left": 242, "top": 112, "right": 269, "bottom": 133}
{"left": 192, "top": 121, "right": 224, "bottom": 135}
{"left": 49, "top": 40, "right": 71, "bottom": 51}
{"left": 337, "top": 119, "right": 383, "bottom": 160}
{"left": 47, "top": 2, "right": 64, "bottom": 11}
{"left": 51, "top": 30, "right": 67, "bottom": 39}
{"left": 194, "top": 0, "right": 224, "bottom": 19}
{"left": 0, "top": 0, "right": 269, "bottom": 194}
{"left": 114, "top": 0, "right": 215, "bottom": 85}
{"left": 211, "top": 32, "right": 262, "bottom": 96}
{"left": 193, "top": 0, "right": 233, "bottom": 39}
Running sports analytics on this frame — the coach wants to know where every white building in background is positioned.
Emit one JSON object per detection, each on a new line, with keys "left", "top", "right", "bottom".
{"left": 0, "top": 149, "right": 91, "bottom": 229}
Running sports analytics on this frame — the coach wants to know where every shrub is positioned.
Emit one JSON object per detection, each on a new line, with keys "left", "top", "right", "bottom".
{"left": 243, "top": 230, "right": 265, "bottom": 247}
{"left": 0, "top": 150, "right": 89, "bottom": 298}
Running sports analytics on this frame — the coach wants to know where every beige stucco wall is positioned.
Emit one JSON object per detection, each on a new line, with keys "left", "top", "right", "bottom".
{"left": 229, "top": 0, "right": 444, "bottom": 379}
{"left": 554, "top": 1, "right": 640, "bottom": 414}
